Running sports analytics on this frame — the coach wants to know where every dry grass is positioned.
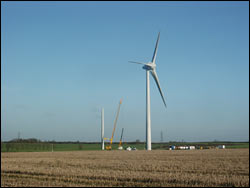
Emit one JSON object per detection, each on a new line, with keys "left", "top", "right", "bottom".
{"left": 1, "top": 149, "right": 249, "bottom": 187}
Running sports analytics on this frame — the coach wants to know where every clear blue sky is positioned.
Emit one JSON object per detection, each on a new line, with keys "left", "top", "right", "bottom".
{"left": 1, "top": 1, "right": 249, "bottom": 142}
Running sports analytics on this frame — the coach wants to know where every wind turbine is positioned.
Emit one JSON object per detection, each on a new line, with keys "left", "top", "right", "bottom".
{"left": 129, "top": 32, "right": 166, "bottom": 151}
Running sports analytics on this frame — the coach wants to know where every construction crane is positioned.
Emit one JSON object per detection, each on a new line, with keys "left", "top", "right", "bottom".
{"left": 105, "top": 98, "right": 123, "bottom": 150}
{"left": 118, "top": 128, "right": 124, "bottom": 150}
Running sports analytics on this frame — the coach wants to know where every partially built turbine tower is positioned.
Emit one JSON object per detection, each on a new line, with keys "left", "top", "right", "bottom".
{"left": 101, "top": 108, "right": 104, "bottom": 150}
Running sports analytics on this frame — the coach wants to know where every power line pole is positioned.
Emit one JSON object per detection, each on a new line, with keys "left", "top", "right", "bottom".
{"left": 18, "top": 131, "right": 21, "bottom": 140}
{"left": 160, "top": 130, "right": 163, "bottom": 142}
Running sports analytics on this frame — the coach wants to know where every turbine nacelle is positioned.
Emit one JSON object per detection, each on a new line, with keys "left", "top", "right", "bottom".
{"left": 143, "top": 62, "right": 156, "bottom": 71}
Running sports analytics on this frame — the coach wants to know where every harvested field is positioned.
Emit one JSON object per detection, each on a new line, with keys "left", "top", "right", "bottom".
{"left": 1, "top": 149, "right": 249, "bottom": 187}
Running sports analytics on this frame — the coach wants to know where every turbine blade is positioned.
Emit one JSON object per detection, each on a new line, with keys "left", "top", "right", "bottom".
{"left": 128, "top": 61, "right": 147, "bottom": 65}
{"left": 151, "top": 32, "right": 160, "bottom": 64}
{"left": 150, "top": 69, "right": 167, "bottom": 108}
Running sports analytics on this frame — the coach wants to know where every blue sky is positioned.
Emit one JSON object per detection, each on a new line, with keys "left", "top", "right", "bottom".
{"left": 1, "top": 1, "right": 249, "bottom": 142}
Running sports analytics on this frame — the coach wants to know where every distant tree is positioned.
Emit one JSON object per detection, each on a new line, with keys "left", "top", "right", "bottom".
{"left": 9, "top": 138, "right": 41, "bottom": 143}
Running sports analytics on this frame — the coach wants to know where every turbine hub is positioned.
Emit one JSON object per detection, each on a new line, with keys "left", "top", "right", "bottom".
{"left": 143, "top": 62, "right": 156, "bottom": 70}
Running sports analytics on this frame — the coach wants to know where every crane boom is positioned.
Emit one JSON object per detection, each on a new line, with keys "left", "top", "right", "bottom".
{"left": 106, "top": 98, "right": 123, "bottom": 150}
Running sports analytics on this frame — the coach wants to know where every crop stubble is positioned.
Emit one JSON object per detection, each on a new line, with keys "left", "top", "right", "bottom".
{"left": 1, "top": 149, "right": 249, "bottom": 187}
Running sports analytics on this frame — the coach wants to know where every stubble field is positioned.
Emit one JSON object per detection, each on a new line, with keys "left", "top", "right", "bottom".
{"left": 1, "top": 149, "right": 249, "bottom": 187}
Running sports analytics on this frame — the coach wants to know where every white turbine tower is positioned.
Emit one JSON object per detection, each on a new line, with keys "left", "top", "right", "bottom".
{"left": 101, "top": 108, "right": 104, "bottom": 150}
{"left": 129, "top": 32, "right": 166, "bottom": 151}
